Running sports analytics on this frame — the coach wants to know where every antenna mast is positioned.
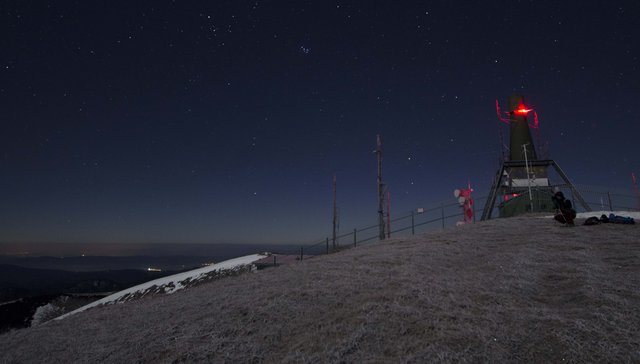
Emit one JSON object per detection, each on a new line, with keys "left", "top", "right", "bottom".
{"left": 376, "top": 134, "right": 385, "bottom": 240}
{"left": 522, "top": 143, "right": 534, "bottom": 212}
{"left": 495, "top": 99, "right": 508, "bottom": 162}
{"left": 386, "top": 190, "right": 391, "bottom": 239}
{"left": 633, "top": 172, "right": 640, "bottom": 210}
{"left": 332, "top": 173, "right": 337, "bottom": 250}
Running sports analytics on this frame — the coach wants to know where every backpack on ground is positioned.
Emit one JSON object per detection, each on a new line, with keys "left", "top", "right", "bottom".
{"left": 583, "top": 216, "right": 601, "bottom": 226}
{"left": 608, "top": 213, "right": 636, "bottom": 224}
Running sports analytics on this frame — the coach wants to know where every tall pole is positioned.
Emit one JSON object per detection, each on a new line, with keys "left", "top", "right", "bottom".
{"left": 632, "top": 172, "right": 640, "bottom": 210}
{"left": 332, "top": 173, "right": 337, "bottom": 250}
{"left": 376, "top": 134, "right": 385, "bottom": 240}
{"left": 495, "top": 100, "right": 507, "bottom": 162}
{"left": 523, "top": 143, "right": 534, "bottom": 212}
{"left": 386, "top": 190, "right": 391, "bottom": 239}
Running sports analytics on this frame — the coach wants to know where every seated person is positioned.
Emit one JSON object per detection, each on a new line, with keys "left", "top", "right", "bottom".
{"left": 552, "top": 191, "right": 577, "bottom": 226}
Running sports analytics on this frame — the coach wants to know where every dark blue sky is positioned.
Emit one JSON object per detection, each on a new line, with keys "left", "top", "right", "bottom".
{"left": 1, "top": 1, "right": 638, "bottom": 245}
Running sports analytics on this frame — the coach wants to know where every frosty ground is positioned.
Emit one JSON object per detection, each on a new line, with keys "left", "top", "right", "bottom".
{"left": 1, "top": 214, "right": 639, "bottom": 363}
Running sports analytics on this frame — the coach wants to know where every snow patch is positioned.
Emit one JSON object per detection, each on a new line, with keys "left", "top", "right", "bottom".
{"left": 55, "top": 253, "right": 266, "bottom": 320}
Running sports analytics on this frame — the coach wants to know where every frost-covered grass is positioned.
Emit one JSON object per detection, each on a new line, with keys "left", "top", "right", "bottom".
{"left": 1, "top": 215, "right": 639, "bottom": 363}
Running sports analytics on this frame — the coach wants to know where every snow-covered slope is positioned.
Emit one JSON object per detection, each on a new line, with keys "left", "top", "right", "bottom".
{"left": 55, "top": 253, "right": 267, "bottom": 320}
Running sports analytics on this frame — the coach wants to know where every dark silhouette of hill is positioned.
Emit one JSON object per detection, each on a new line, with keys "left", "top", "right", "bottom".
{"left": 1, "top": 215, "right": 638, "bottom": 362}
{"left": 0, "top": 265, "right": 179, "bottom": 333}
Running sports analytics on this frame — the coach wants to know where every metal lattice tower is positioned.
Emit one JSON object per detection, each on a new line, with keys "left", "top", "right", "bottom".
{"left": 481, "top": 95, "right": 591, "bottom": 220}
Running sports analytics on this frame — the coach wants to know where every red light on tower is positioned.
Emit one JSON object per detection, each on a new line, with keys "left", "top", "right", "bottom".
{"left": 514, "top": 103, "right": 532, "bottom": 115}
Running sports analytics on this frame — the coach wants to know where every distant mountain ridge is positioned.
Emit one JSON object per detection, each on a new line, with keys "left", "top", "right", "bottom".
{"left": 0, "top": 264, "right": 177, "bottom": 302}
{"left": 0, "top": 255, "right": 212, "bottom": 272}
{"left": 0, "top": 242, "right": 297, "bottom": 272}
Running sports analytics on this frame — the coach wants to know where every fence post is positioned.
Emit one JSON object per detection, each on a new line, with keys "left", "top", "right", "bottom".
{"left": 411, "top": 211, "right": 415, "bottom": 235}
{"left": 326, "top": 237, "right": 329, "bottom": 254}
{"left": 441, "top": 203, "right": 445, "bottom": 229}
{"left": 353, "top": 228, "right": 357, "bottom": 247}
{"left": 300, "top": 246, "right": 303, "bottom": 261}
{"left": 607, "top": 192, "right": 613, "bottom": 211}
{"left": 273, "top": 255, "right": 277, "bottom": 267}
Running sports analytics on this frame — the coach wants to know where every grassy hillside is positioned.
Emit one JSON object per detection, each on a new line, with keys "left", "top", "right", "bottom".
{"left": 1, "top": 215, "right": 638, "bottom": 363}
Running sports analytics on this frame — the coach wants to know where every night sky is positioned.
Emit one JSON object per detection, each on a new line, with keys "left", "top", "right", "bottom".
{"left": 1, "top": 1, "right": 638, "bottom": 245}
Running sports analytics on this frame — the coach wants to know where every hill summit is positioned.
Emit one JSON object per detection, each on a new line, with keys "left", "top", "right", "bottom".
{"left": 1, "top": 215, "right": 639, "bottom": 362}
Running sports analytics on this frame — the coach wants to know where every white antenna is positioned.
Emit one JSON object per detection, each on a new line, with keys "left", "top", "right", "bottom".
{"left": 523, "top": 143, "right": 534, "bottom": 212}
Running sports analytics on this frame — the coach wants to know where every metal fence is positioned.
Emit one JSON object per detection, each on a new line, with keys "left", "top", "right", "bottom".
{"left": 571, "top": 184, "right": 640, "bottom": 213}
{"left": 271, "top": 185, "right": 639, "bottom": 261}
{"left": 272, "top": 196, "right": 488, "bottom": 260}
